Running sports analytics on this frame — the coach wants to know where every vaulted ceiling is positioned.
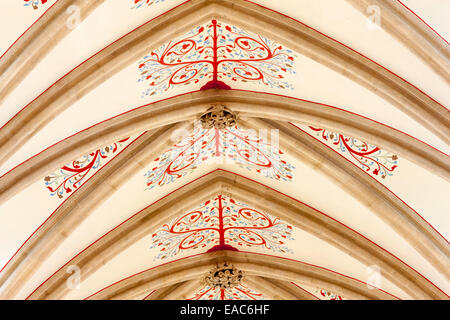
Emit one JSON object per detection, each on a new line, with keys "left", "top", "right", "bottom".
{"left": 0, "top": 0, "right": 448, "bottom": 300}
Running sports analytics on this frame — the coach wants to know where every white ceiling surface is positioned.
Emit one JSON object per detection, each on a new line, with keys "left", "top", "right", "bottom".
{"left": 0, "top": 1, "right": 449, "bottom": 176}
{"left": 254, "top": 0, "right": 450, "bottom": 106}
{"left": 1, "top": 122, "right": 448, "bottom": 287}
{"left": 0, "top": 134, "right": 140, "bottom": 270}
{"left": 295, "top": 123, "right": 450, "bottom": 240}
{"left": 1, "top": 38, "right": 449, "bottom": 176}
{"left": 295, "top": 283, "right": 344, "bottom": 300}
{"left": 61, "top": 222, "right": 408, "bottom": 300}
{"left": 0, "top": 0, "right": 449, "bottom": 300}
{"left": 400, "top": 0, "right": 450, "bottom": 40}
{"left": 12, "top": 152, "right": 447, "bottom": 299}
{"left": 0, "top": 0, "right": 59, "bottom": 56}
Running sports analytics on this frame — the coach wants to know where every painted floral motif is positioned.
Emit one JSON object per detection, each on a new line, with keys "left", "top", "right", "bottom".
{"left": 138, "top": 19, "right": 296, "bottom": 96}
{"left": 309, "top": 127, "right": 398, "bottom": 179}
{"left": 44, "top": 138, "right": 130, "bottom": 199}
{"left": 132, "top": 0, "right": 165, "bottom": 9}
{"left": 188, "top": 284, "right": 264, "bottom": 300}
{"left": 23, "top": 0, "right": 48, "bottom": 10}
{"left": 316, "top": 289, "right": 345, "bottom": 300}
{"left": 150, "top": 195, "right": 294, "bottom": 260}
{"left": 145, "top": 126, "right": 295, "bottom": 189}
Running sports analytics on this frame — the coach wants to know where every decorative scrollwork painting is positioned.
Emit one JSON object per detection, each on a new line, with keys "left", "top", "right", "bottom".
{"left": 309, "top": 127, "right": 398, "bottom": 179}
{"left": 204, "top": 263, "right": 243, "bottom": 289}
{"left": 316, "top": 289, "right": 345, "bottom": 300}
{"left": 23, "top": 0, "right": 48, "bottom": 10}
{"left": 132, "top": 0, "right": 166, "bottom": 9}
{"left": 188, "top": 284, "right": 264, "bottom": 300}
{"left": 145, "top": 126, "right": 295, "bottom": 189}
{"left": 138, "top": 19, "right": 296, "bottom": 96}
{"left": 44, "top": 138, "right": 131, "bottom": 199}
{"left": 150, "top": 195, "right": 294, "bottom": 260}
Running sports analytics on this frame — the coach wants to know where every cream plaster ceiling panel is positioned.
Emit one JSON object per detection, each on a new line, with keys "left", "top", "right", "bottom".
{"left": 1, "top": 46, "right": 448, "bottom": 176}
{"left": 1, "top": 2, "right": 449, "bottom": 174}
{"left": 60, "top": 221, "right": 408, "bottom": 300}
{"left": 253, "top": 0, "right": 450, "bottom": 105}
{"left": 0, "top": 134, "right": 140, "bottom": 268}
{"left": 0, "top": 0, "right": 448, "bottom": 301}
{"left": 0, "top": 0, "right": 187, "bottom": 127}
{"left": 9, "top": 148, "right": 449, "bottom": 298}
{"left": 0, "top": 1, "right": 58, "bottom": 55}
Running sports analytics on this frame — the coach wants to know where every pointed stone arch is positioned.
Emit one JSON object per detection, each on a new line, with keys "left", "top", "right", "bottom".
{"left": 21, "top": 170, "right": 447, "bottom": 300}
{"left": 82, "top": 251, "right": 398, "bottom": 300}
{"left": 0, "top": 0, "right": 448, "bottom": 170}
{"left": 0, "top": 95, "right": 448, "bottom": 299}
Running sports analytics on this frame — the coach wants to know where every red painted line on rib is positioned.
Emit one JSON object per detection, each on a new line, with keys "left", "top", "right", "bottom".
{"left": 83, "top": 250, "right": 401, "bottom": 300}
{"left": 0, "top": 1, "right": 59, "bottom": 60}
{"left": 290, "top": 283, "right": 320, "bottom": 300}
{"left": 397, "top": 0, "right": 450, "bottom": 46}
{"left": 0, "top": 89, "right": 447, "bottom": 265}
{"left": 1, "top": 88, "right": 448, "bottom": 183}
{"left": 0, "top": 89, "right": 193, "bottom": 180}
{"left": 142, "top": 290, "right": 156, "bottom": 300}
{"left": 1, "top": 0, "right": 447, "bottom": 140}
{"left": 237, "top": 88, "right": 450, "bottom": 157}
{"left": 289, "top": 122, "right": 449, "bottom": 244}
{"left": 25, "top": 169, "right": 447, "bottom": 299}
{"left": 244, "top": 0, "right": 449, "bottom": 112}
